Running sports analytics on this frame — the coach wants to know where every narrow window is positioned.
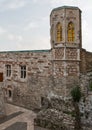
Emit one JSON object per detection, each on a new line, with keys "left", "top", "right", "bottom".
{"left": 9, "top": 90, "right": 12, "bottom": 98}
{"left": 6, "top": 65, "right": 11, "bottom": 77}
{"left": 67, "top": 22, "right": 75, "bottom": 42}
{"left": 0, "top": 73, "right": 3, "bottom": 82}
{"left": 56, "top": 23, "right": 62, "bottom": 42}
{"left": 21, "top": 66, "right": 26, "bottom": 78}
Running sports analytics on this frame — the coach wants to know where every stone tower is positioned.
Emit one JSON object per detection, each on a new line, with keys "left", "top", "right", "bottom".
{"left": 50, "top": 6, "right": 82, "bottom": 96}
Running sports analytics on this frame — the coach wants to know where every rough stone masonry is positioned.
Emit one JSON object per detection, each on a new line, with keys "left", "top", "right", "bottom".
{"left": 0, "top": 6, "right": 92, "bottom": 128}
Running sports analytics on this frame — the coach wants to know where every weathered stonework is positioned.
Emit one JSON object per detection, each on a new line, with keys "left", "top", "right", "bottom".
{"left": 66, "top": 48, "right": 77, "bottom": 60}
{"left": 35, "top": 96, "right": 75, "bottom": 130}
{"left": 0, "top": 6, "right": 91, "bottom": 109}
{"left": 55, "top": 48, "right": 64, "bottom": 59}
{"left": 1, "top": 51, "right": 52, "bottom": 109}
{"left": 0, "top": 6, "right": 92, "bottom": 129}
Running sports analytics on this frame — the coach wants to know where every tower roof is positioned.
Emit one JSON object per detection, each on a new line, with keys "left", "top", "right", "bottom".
{"left": 51, "top": 6, "right": 81, "bottom": 14}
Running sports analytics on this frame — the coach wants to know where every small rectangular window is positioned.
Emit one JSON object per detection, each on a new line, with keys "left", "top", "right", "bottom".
{"left": 6, "top": 65, "right": 11, "bottom": 77}
{"left": 20, "top": 66, "right": 26, "bottom": 78}
{"left": 0, "top": 73, "right": 3, "bottom": 82}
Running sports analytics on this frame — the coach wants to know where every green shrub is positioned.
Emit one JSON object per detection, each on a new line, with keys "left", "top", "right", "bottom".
{"left": 71, "top": 86, "right": 81, "bottom": 102}
{"left": 89, "top": 82, "right": 92, "bottom": 91}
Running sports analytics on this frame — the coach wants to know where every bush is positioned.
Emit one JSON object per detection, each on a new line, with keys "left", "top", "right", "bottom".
{"left": 89, "top": 82, "right": 92, "bottom": 91}
{"left": 71, "top": 86, "right": 81, "bottom": 102}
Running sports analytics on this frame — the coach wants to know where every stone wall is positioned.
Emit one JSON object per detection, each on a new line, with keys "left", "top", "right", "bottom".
{"left": 86, "top": 51, "right": 92, "bottom": 72}
{"left": 0, "top": 48, "right": 91, "bottom": 110}
{"left": 79, "top": 72, "right": 92, "bottom": 130}
{"left": 80, "top": 49, "right": 86, "bottom": 73}
{"left": 80, "top": 49, "right": 92, "bottom": 73}
{"left": 0, "top": 48, "right": 81, "bottom": 109}
{"left": 0, "top": 50, "right": 53, "bottom": 109}
{"left": 35, "top": 96, "right": 75, "bottom": 130}
{"left": 35, "top": 72, "right": 92, "bottom": 130}
{"left": 79, "top": 94, "right": 92, "bottom": 130}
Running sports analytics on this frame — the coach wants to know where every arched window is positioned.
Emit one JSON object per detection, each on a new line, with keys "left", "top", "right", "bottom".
{"left": 67, "top": 22, "right": 75, "bottom": 42}
{"left": 56, "top": 23, "right": 62, "bottom": 42}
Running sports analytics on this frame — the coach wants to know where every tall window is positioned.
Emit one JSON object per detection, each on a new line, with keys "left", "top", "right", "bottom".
{"left": 0, "top": 73, "right": 3, "bottom": 82}
{"left": 56, "top": 23, "right": 62, "bottom": 42}
{"left": 6, "top": 65, "right": 11, "bottom": 77}
{"left": 20, "top": 66, "right": 26, "bottom": 78}
{"left": 9, "top": 90, "right": 12, "bottom": 98}
{"left": 67, "top": 22, "right": 75, "bottom": 42}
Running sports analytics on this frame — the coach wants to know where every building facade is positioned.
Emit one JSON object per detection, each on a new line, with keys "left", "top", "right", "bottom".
{"left": 0, "top": 6, "right": 92, "bottom": 110}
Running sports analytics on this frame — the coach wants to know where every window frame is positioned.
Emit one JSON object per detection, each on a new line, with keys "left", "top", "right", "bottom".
{"left": 56, "top": 22, "right": 62, "bottom": 42}
{"left": 20, "top": 65, "right": 26, "bottom": 79}
{"left": 6, "top": 64, "right": 11, "bottom": 77}
{"left": 67, "top": 22, "right": 75, "bottom": 42}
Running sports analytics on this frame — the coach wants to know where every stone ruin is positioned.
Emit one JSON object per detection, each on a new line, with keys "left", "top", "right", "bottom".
{"left": 34, "top": 95, "right": 75, "bottom": 130}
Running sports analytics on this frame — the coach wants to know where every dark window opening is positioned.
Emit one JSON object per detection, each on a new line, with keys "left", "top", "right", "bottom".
{"left": 9, "top": 90, "right": 12, "bottom": 98}
{"left": 21, "top": 66, "right": 26, "bottom": 78}
{"left": 0, "top": 73, "right": 3, "bottom": 82}
{"left": 6, "top": 65, "right": 11, "bottom": 77}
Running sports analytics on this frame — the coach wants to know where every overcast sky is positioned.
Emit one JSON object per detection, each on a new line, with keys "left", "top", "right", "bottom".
{"left": 0, "top": 0, "right": 92, "bottom": 51}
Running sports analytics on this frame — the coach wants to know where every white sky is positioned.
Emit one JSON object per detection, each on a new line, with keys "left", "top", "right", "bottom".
{"left": 0, "top": 0, "right": 92, "bottom": 52}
